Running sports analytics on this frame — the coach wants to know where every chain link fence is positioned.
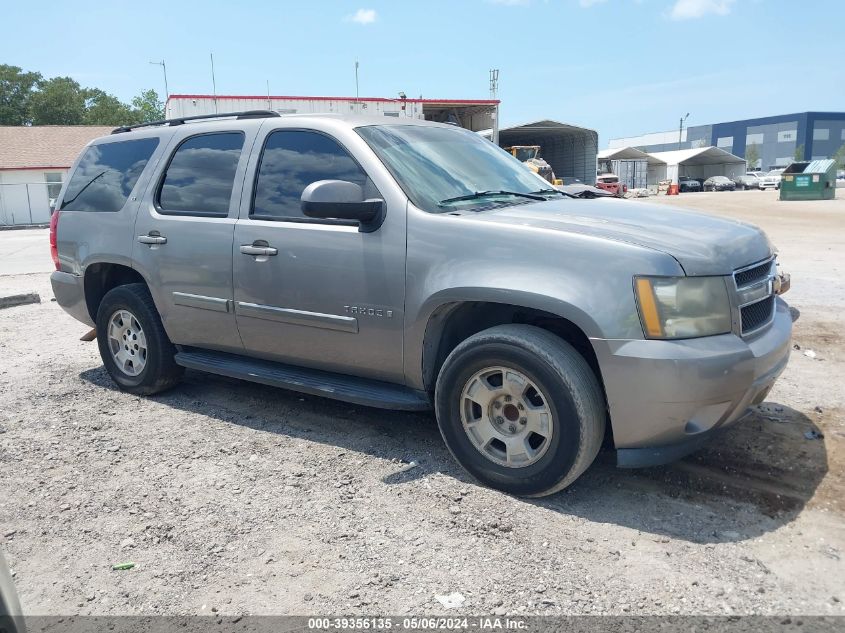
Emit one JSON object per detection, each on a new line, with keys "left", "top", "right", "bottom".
{"left": 0, "top": 181, "right": 59, "bottom": 227}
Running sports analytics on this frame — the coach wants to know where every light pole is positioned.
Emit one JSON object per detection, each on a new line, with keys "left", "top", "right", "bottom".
{"left": 678, "top": 112, "right": 689, "bottom": 150}
{"left": 149, "top": 60, "right": 169, "bottom": 98}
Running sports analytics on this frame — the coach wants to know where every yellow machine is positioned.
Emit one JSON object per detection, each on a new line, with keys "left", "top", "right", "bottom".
{"left": 504, "top": 145, "right": 562, "bottom": 185}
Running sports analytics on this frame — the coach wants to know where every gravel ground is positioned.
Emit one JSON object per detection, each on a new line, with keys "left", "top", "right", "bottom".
{"left": 0, "top": 190, "right": 843, "bottom": 617}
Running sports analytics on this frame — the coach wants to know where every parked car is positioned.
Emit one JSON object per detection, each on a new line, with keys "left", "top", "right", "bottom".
{"left": 49, "top": 111, "right": 792, "bottom": 496}
{"left": 733, "top": 174, "right": 761, "bottom": 190}
{"left": 594, "top": 173, "right": 626, "bottom": 196}
{"left": 678, "top": 177, "right": 701, "bottom": 192}
{"left": 703, "top": 176, "right": 736, "bottom": 192}
{"left": 758, "top": 169, "right": 784, "bottom": 190}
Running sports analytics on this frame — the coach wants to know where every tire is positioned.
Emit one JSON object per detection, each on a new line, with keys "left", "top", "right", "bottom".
{"left": 96, "top": 283, "right": 184, "bottom": 395}
{"left": 434, "top": 325, "right": 606, "bottom": 497}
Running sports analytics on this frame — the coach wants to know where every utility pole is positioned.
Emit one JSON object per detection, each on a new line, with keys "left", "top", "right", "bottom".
{"left": 489, "top": 69, "right": 500, "bottom": 146}
{"left": 678, "top": 112, "right": 689, "bottom": 150}
{"left": 210, "top": 53, "right": 218, "bottom": 113}
{"left": 149, "top": 60, "right": 169, "bottom": 98}
{"left": 267, "top": 80, "right": 271, "bottom": 110}
{"left": 355, "top": 59, "right": 360, "bottom": 113}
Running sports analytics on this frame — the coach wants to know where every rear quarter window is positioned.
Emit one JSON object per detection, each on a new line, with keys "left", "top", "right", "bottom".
{"left": 60, "top": 138, "right": 159, "bottom": 213}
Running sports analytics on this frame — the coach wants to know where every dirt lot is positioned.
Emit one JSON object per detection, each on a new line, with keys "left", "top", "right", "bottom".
{"left": 0, "top": 189, "right": 843, "bottom": 617}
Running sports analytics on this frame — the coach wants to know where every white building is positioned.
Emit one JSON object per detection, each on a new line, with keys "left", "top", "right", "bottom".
{"left": 165, "top": 94, "right": 499, "bottom": 132}
{"left": 0, "top": 126, "right": 111, "bottom": 225}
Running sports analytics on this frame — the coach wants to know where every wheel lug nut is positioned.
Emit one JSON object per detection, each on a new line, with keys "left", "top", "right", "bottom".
{"left": 494, "top": 402, "right": 502, "bottom": 409}
{"left": 508, "top": 424, "right": 516, "bottom": 433}
{"left": 496, "top": 416, "right": 504, "bottom": 424}
{"left": 517, "top": 403, "right": 524, "bottom": 410}
{"left": 504, "top": 395, "right": 512, "bottom": 402}
{"left": 519, "top": 418, "right": 527, "bottom": 425}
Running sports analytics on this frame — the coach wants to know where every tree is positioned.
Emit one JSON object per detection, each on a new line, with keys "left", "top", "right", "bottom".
{"left": 29, "top": 77, "right": 86, "bottom": 125}
{"left": 834, "top": 144, "right": 845, "bottom": 170}
{"left": 131, "top": 89, "right": 164, "bottom": 123}
{"left": 745, "top": 142, "right": 760, "bottom": 170}
{"left": 794, "top": 144, "right": 805, "bottom": 162}
{"left": 0, "top": 64, "right": 42, "bottom": 125}
{"left": 83, "top": 89, "right": 138, "bottom": 126}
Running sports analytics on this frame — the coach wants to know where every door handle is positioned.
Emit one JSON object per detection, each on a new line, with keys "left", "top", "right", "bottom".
{"left": 138, "top": 234, "right": 167, "bottom": 245}
{"left": 240, "top": 244, "right": 278, "bottom": 257}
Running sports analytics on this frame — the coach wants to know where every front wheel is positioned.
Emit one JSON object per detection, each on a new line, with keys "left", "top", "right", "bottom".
{"left": 96, "top": 283, "right": 184, "bottom": 395}
{"left": 434, "top": 325, "right": 606, "bottom": 497}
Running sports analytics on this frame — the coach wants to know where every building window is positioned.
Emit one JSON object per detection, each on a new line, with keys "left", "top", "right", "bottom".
{"left": 746, "top": 132, "right": 764, "bottom": 145}
{"left": 777, "top": 130, "right": 797, "bottom": 143}
{"left": 717, "top": 136, "right": 733, "bottom": 148}
{"left": 813, "top": 128, "right": 830, "bottom": 141}
{"left": 44, "top": 172, "right": 63, "bottom": 206}
{"left": 383, "top": 112, "right": 400, "bottom": 117}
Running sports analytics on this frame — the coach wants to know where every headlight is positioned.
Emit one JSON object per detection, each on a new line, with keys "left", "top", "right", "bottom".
{"left": 634, "top": 276, "right": 732, "bottom": 339}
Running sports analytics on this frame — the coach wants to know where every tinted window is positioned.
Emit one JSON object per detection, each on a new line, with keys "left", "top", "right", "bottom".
{"left": 61, "top": 138, "right": 159, "bottom": 213}
{"left": 252, "top": 130, "right": 369, "bottom": 220}
{"left": 159, "top": 132, "right": 244, "bottom": 217}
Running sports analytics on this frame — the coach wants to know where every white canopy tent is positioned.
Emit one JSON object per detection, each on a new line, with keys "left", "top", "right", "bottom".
{"left": 597, "top": 147, "right": 667, "bottom": 188}
{"left": 648, "top": 147, "right": 746, "bottom": 184}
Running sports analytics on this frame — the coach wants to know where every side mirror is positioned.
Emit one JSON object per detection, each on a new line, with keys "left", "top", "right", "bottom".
{"left": 301, "top": 180, "right": 384, "bottom": 231}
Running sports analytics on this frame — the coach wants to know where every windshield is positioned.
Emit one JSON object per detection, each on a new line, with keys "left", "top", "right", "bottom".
{"left": 356, "top": 124, "right": 552, "bottom": 213}
{"left": 513, "top": 147, "right": 539, "bottom": 161}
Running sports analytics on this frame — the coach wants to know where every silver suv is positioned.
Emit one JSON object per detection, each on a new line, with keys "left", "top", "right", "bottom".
{"left": 50, "top": 111, "right": 792, "bottom": 496}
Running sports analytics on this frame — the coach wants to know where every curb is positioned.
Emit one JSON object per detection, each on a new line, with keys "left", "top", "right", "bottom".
{"left": 0, "top": 293, "right": 41, "bottom": 309}
{"left": 0, "top": 224, "right": 50, "bottom": 231}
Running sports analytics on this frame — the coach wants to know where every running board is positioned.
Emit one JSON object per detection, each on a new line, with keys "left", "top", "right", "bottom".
{"left": 174, "top": 349, "right": 431, "bottom": 411}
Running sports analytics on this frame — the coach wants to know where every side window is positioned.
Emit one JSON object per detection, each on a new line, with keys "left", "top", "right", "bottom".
{"left": 60, "top": 138, "right": 159, "bottom": 213}
{"left": 252, "top": 130, "right": 370, "bottom": 220}
{"left": 158, "top": 132, "right": 244, "bottom": 217}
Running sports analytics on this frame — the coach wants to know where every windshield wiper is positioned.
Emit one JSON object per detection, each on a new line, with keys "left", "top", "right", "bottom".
{"left": 529, "top": 188, "right": 578, "bottom": 199}
{"left": 438, "top": 190, "right": 547, "bottom": 206}
{"left": 59, "top": 170, "right": 107, "bottom": 208}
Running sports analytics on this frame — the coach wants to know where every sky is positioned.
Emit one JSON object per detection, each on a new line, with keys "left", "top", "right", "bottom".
{"left": 1, "top": 0, "right": 843, "bottom": 145}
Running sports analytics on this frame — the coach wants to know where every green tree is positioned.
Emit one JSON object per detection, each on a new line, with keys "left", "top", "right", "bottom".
{"left": 793, "top": 144, "right": 805, "bottom": 162}
{"left": 83, "top": 89, "right": 138, "bottom": 125}
{"left": 29, "top": 76, "right": 86, "bottom": 125}
{"left": 0, "top": 64, "right": 42, "bottom": 125}
{"left": 833, "top": 144, "right": 845, "bottom": 170}
{"left": 131, "top": 89, "right": 164, "bottom": 122}
{"left": 745, "top": 142, "right": 760, "bottom": 170}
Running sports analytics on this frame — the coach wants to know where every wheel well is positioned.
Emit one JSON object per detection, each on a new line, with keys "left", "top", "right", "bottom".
{"left": 84, "top": 263, "right": 146, "bottom": 322}
{"left": 423, "top": 301, "right": 613, "bottom": 446}
{"left": 423, "top": 301, "right": 604, "bottom": 394}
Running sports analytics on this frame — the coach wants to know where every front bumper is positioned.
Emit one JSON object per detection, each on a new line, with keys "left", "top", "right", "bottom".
{"left": 50, "top": 270, "right": 94, "bottom": 327}
{"left": 591, "top": 297, "right": 792, "bottom": 468}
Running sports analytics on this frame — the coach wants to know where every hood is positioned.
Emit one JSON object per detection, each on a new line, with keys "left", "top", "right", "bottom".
{"left": 471, "top": 198, "right": 773, "bottom": 276}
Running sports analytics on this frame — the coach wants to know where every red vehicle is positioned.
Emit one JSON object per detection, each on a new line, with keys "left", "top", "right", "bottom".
{"left": 595, "top": 173, "right": 628, "bottom": 197}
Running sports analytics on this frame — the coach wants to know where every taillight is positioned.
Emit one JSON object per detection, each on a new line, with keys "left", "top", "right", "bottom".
{"left": 49, "top": 210, "right": 60, "bottom": 270}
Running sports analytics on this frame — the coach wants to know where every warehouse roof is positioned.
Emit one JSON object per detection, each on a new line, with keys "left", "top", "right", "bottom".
{"left": 0, "top": 126, "right": 112, "bottom": 170}
{"left": 649, "top": 146, "right": 745, "bottom": 166}
{"left": 597, "top": 146, "right": 666, "bottom": 165}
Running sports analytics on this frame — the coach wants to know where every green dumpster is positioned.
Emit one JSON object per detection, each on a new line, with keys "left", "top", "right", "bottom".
{"left": 780, "top": 159, "right": 836, "bottom": 201}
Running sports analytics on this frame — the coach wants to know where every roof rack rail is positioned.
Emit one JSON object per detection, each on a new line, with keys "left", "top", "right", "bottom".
{"left": 111, "top": 110, "right": 280, "bottom": 134}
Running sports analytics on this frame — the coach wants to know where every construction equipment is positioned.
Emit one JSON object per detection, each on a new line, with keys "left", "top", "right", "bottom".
{"left": 505, "top": 145, "right": 561, "bottom": 184}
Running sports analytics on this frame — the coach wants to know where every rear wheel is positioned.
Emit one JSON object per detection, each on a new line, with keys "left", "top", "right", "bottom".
{"left": 96, "top": 283, "right": 183, "bottom": 395}
{"left": 435, "top": 325, "right": 606, "bottom": 497}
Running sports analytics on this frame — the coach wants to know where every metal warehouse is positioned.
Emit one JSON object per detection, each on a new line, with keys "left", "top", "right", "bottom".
{"left": 482, "top": 120, "right": 599, "bottom": 185}
{"left": 166, "top": 94, "right": 499, "bottom": 133}
{"left": 648, "top": 147, "right": 746, "bottom": 184}
{"left": 609, "top": 111, "right": 845, "bottom": 170}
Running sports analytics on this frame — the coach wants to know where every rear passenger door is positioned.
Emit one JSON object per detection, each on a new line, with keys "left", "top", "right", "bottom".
{"left": 133, "top": 127, "right": 255, "bottom": 353}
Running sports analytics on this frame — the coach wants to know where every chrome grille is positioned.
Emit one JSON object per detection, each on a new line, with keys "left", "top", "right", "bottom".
{"left": 734, "top": 257, "right": 776, "bottom": 335}
{"left": 734, "top": 260, "right": 773, "bottom": 287}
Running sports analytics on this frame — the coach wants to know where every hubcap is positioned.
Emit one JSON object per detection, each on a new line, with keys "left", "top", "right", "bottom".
{"left": 459, "top": 366, "right": 554, "bottom": 468}
{"left": 107, "top": 309, "right": 148, "bottom": 377}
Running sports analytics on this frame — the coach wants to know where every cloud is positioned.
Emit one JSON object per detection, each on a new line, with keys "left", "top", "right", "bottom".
{"left": 579, "top": 0, "right": 607, "bottom": 7}
{"left": 668, "top": 0, "right": 735, "bottom": 20}
{"left": 348, "top": 8, "right": 377, "bottom": 24}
